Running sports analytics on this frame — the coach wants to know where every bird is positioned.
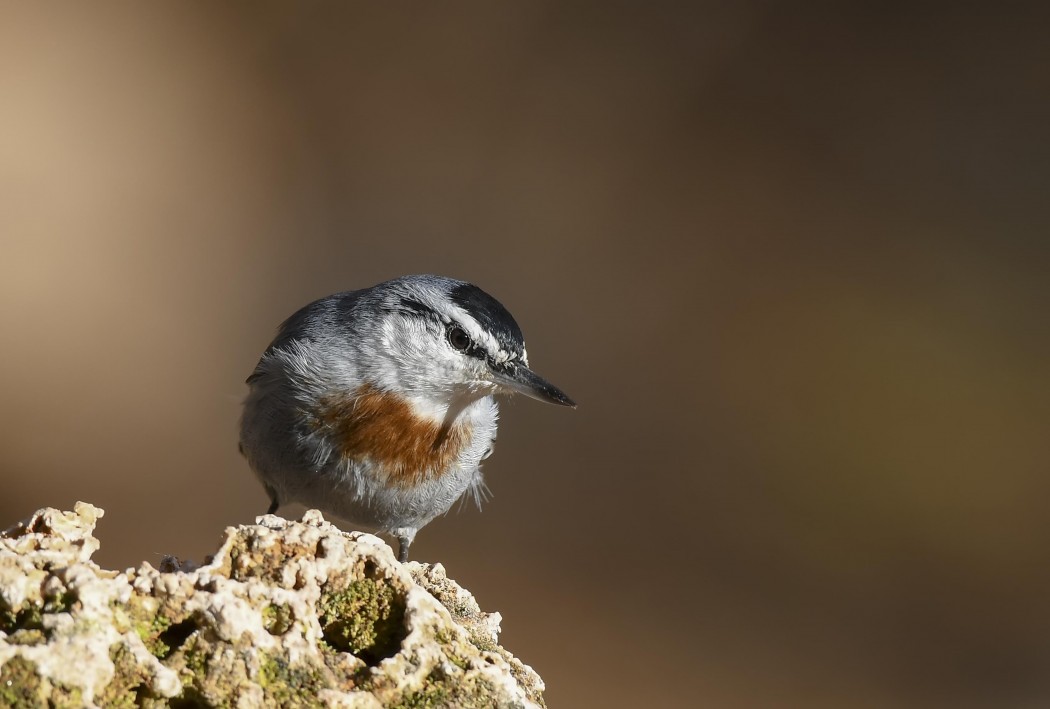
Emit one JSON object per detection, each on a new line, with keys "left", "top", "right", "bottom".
{"left": 239, "top": 275, "right": 575, "bottom": 562}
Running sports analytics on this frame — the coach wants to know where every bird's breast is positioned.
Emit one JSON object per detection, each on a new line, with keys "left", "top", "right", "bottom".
{"left": 311, "top": 384, "right": 475, "bottom": 489}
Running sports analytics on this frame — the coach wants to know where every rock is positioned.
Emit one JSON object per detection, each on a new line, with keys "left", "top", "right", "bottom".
{"left": 0, "top": 503, "right": 545, "bottom": 708}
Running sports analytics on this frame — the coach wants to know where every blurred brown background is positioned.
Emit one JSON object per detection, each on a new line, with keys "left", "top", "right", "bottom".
{"left": 2, "top": 3, "right": 1048, "bottom": 707}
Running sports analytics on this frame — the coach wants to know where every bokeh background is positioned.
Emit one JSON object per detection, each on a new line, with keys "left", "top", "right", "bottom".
{"left": 2, "top": 3, "right": 1048, "bottom": 707}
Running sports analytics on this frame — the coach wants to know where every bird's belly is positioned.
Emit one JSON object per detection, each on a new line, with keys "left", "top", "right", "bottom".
{"left": 295, "top": 457, "right": 482, "bottom": 533}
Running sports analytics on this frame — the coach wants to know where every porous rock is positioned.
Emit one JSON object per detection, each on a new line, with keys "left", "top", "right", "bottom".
{"left": 0, "top": 502, "right": 544, "bottom": 708}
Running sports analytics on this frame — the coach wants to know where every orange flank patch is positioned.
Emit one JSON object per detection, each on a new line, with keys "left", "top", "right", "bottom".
{"left": 313, "top": 384, "right": 473, "bottom": 489}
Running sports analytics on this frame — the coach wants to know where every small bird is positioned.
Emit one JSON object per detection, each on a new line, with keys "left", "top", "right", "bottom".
{"left": 239, "top": 275, "right": 575, "bottom": 562}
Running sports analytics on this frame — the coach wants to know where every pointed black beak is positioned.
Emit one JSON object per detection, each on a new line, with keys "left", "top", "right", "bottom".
{"left": 491, "top": 362, "right": 576, "bottom": 408}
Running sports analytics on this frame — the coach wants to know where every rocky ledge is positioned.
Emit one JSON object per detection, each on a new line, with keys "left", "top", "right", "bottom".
{"left": 0, "top": 503, "right": 544, "bottom": 708}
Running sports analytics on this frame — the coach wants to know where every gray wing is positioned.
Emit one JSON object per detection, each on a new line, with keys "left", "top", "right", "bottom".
{"left": 246, "top": 290, "right": 364, "bottom": 384}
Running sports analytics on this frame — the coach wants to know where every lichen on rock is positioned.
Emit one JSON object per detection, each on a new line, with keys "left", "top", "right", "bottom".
{"left": 0, "top": 503, "right": 545, "bottom": 708}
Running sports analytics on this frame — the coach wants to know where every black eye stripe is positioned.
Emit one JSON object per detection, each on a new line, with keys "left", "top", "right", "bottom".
{"left": 395, "top": 293, "right": 504, "bottom": 363}
{"left": 448, "top": 283, "right": 525, "bottom": 360}
{"left": 396, "top": 298, "right": 434, "bottom": 319}
{"left": 446, "top": 324, "right": 491, "bottom": 361}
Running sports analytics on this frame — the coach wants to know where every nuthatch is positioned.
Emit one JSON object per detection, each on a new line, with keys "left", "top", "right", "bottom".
{"left": 239, "top": 275, "right": 575, "bottom": 562}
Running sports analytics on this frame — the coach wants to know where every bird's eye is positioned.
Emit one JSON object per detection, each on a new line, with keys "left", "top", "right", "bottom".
{"left": 447, "top": 326, "right": 472, "bottom": 352}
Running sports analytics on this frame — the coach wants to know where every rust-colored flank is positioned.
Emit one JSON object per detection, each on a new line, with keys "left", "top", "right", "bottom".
{"left": 313, "top": 384, "right": 472, "bottom": 489}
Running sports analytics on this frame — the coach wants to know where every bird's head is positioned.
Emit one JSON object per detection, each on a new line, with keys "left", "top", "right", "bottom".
{"left": 358, "top": 275, "right": 575, "bottom": 411}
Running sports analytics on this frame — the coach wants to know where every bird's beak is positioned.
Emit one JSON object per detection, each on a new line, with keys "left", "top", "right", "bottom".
{"left": 491, "top": 362, "right": 576, "bottom": 408}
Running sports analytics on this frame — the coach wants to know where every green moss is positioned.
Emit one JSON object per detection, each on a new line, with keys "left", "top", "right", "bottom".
{"left": 447, "top": 653, "right": 470, "bottom": 672}
{"left": 318, "top": 578, "right": 407, "bottom": 665}
{"left": 126, "top": 596, "right": 197, "bottom": 660}
{"left": 127, "top": 596, "right": 164, "bottom": 655}
{"left": 257, "top": 655, "right": 326, "bottom": 708}
{"left": 0, "top": 599, "right": 43, "bottom": 636}
{"left": 180, "top": 638, "right": 209, "bottom": 683}
{"left": 432, "top": 628, "right": 470, "bottom": 671}
{"left": 49, "top": 683, "right": 85, "bottom": 709}
{"left": 450, "top": 599, "right": 475, "bottom": 619}
{"left": 392, "top": 669, "right": 497, "bottom": 709}
{"left": 136, "top": 612, "right": 173, "bottom": 658}
{"left": 109, "top": 599, "right": 132, "bottom": 633}
{"left": 262, "top": 603, "right": 293, "bottom": 635}
{"left": 168, "top": 637, "right": 217, "bottom": 709}
{"left": 96, "top": 644, "right": 150, "bottom": 709}
{"left": 395, "top": 684, "right": 451, "bottom": 709}
{"left": 0, "top": 602, "right": 17, "bottom": 631}
{"left": 155, "top": 636, "right": 217, "bottom": 709}
{"left": 227, "top": 536, "right": 313, "bottom": 584}
{"left": 0, "top": 656, "right": 45, "bottom": 708}
{"left": 467, "top": 631, "right": 498, "bottom": 654}
{"left": 0, "top": 589, "right": 76, "bottom": 648}
{"left": 168, "top": 687, "right": 215, "bottom": 708}
{"left": 43, "top": 588, "right": 77, "bottom": 614}
{"left": 4, "top": 628, "right": 45, "bottom": 646}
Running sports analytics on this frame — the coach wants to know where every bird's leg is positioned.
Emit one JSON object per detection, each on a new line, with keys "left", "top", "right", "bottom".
{"left": 265, "top": 486, "right": 280, "bottom": 515}
{"left": 395, "top": 528, "right": 417, "bottom": 563}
